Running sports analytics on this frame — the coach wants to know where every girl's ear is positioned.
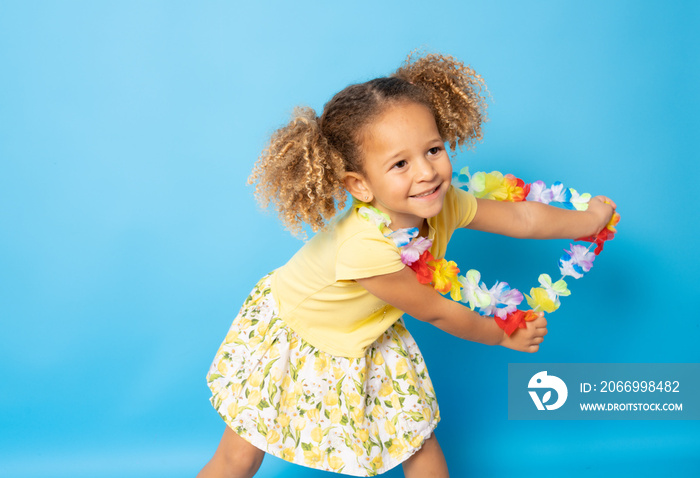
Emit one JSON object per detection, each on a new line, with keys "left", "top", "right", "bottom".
{"left": 343, "top": 172, "right": 373, "bottom": 203}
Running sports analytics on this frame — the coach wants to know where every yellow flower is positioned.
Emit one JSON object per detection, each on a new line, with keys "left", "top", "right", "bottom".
{"left": 421, "top": 407, "right": 431, "bottom": 421}
{"left": 282, "top": 375, "right": 292, "bottom": 389}
{"left": 293, "top": 417, "right": 307, "bottom": 431}
{"left": 471, "top": 171, "right": 508, "bottom": 200}
{"left": 348, "top": 392, "right": 362, "bottom": 407}
{"left": 330, "top": 408, "right": 343, "bottom": 424}
{"left": 393, "top": 321, "right": 409, "bottom": 338}
{"left": 370, "top": 454, "right": 384, "bottom": 471}
{"left": 384, "top": 420, "right": 396, "bottom": 435}
{"left": 328, "top": 455, "right": 344, "bottom": 471}
{"left": 332, "top": 366, "right": 344, "bottom": 379}
{"left": 216, "top": 386, "right": 230, "bottom": 401}
{"left": 306, "top": 408, "right": 320, "bottom": 422}
{"left": 405, "top": 373, "right": 417, "bottom": 387}
{"left": 352, "top": 408, "right": 365, "bottom": 425}
{"left": 230, "top": 382, "right": 243, "bottom": 396}
{"left": 248, "top": 371, "right": 264, "bottom": 388}
{"left": 357, "top": 428, "right": 369, "bottom": 443}
{"left": 247, "top": 390, "right": 262, "bottom": 408}
{"left": 391, "top": 395, "right": 401, "bottom": 410}
{"left": 323, "top": 391, "right": 339, "bottom": 407}
{"left": 248, "top": 336, "right": 261, "bottom": 348}
{"left": 226, "top": 401, "right": 239, "bottom": 419}
{"left": 396, "top": 359, "right": 409, "bottom": 376}
{"left": 526, "top": 287, "right": 559, "bottom": 313}
{"left": 281, "top": 392, "right": 297, "bottom": 409}
{"left": 217, "top": 360, "right": 229, "bottom": 375}
{"left": 388, "top": 438, "right": 407, "bottom": 460}
{"left": 430, "top": 258, "right": 462, "bottom": 300}
{"left": 294, "top": 382, "right": 304, "bottom": 396}
{"left": 410, "top": 434, "right": 424, "bottom": 448}
{"left": 310, "top": 426, "right": 323, "bottom": 443}
{"left": 303, "top": 446, "right": 323, "bottom": 467}
{"left": 276, "top": 413, "right": 290, "bottom": 428}
{"left": 238, "top": 318, "right": 251, "bottom": 330}
{"left": 372, "top": 405, "right": 386, "bottom": 420}
{"left": 266, "top": 430, "right": 280, "bottom": 444}
{"left": 224, "top": 330, "right": 239, "bottom": 343}
{"left": 289, "top": 335, "right": 299, "bottom": 349}
{"left": 502, "top": 174, "right": 526, "bottom": 201}
{"left": 314, "top": 355, "right": 330, "bottom": 374}
{"left": 281, "top": 448, "right": 296, "bottom": 462}
{"left": 372, "top": 352, "right": 384, "bottom": 366}
{"left": 353, "top": 443, "right": 364, "bottom": 457}
{"left": 257, "top": 323, "right": 268, "bottom": 337}
{"left": 268, "top": 345, "right": 280, "bottom": 359}
{"left": 378, "top": 382, "right": 393, "bottom": 397}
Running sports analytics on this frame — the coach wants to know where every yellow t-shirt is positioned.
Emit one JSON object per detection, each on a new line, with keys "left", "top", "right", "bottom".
{"left": 271, "top": 186, "right": 477, "bottom": 357}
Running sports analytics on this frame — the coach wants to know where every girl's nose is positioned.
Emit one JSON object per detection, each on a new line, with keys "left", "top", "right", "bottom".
{"left": 414, "top": 157, "right": 438, "bottom": 181}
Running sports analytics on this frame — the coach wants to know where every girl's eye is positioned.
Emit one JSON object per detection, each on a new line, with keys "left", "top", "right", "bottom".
{"left": 428, "top": 146, "right": 441, "bottom": 155}
{"left": 393, "top": 160, "right": 408, "bottom": 169}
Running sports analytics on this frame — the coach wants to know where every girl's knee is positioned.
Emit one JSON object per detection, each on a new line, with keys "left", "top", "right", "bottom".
{"left": 212, "top": 427, "right": 265, "bottom": 477}
{"left": 402, "top": 434, "right": 449, "bottom": 478}
{"left": 222, "top": 445, "right": 264, "bottom": 476}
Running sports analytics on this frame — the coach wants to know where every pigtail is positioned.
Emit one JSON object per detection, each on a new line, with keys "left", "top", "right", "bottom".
{"left": 394, "top": 52, "right": 489, "bottom": 151}
{"left": 248, "top": 107, "right": 348, "bottom": 237}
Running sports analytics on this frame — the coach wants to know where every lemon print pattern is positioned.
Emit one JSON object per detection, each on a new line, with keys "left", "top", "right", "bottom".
{"left": 207, "top": 274, "right": 440, "bottom": 476}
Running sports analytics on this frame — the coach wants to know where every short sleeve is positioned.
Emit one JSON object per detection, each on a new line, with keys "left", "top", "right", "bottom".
{"left": 449, "top": 186, "right": 478, "bottom": 229}
{"left": 336, "top": 229, "right": 404, "bottom": 281}
{"left": 426, "top": 186, "right": 478, "bottom": 259}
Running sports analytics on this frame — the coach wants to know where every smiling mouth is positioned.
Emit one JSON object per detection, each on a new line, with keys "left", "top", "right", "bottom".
{"left": 411, "top": 184, "right": 440, "bottom": 198}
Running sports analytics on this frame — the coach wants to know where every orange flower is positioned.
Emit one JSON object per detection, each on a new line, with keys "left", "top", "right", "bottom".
{"left": 503, "top": 174, "right": 528, "bottom": 202}
{"left": 429, "top": 258, "right": 462, "bottom": 301}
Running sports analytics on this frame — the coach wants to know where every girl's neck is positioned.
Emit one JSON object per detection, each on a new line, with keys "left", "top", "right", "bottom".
{"left": 418, "top": 219, "right": 429, "bottom": 237}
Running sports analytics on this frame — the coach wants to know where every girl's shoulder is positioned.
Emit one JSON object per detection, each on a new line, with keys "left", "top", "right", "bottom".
{"left": 333, "top": 206, "right": 399, "bottom": 252}
{"left": 331, "top": 207, "right": 404, "bottom": 280}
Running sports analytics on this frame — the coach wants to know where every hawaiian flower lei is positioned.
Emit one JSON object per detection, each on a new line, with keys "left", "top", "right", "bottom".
{"left": 356, "top": 167, "right": 620, "bottom": 336}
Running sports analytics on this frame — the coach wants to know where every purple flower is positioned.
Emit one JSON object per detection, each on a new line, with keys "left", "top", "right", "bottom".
{"left": 400, "top": 236, "right": 432, "bottom": 266}
{"left": 526, "top": 180, "right": 554, "bottom": 204}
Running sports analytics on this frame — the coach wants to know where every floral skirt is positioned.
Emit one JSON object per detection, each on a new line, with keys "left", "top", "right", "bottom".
{"left": 206, "top": 274, "right": 440, "bottom": 476}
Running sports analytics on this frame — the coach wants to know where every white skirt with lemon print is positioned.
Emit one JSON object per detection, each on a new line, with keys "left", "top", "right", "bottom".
{"left": 206, "top": 273, "right": 440, "bottom": 476}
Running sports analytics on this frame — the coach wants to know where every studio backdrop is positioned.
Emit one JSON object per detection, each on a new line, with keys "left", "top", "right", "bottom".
{"left": 1, "top": 1, "right": 699, "bottom": 477}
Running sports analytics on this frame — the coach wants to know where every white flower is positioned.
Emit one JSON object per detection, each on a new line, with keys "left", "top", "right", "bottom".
{"left": 388, "top": 227, "right": 418, "bottom": 248}
{"left": 357, "top": 206, "right": 391, "bottom": 229}
{"left": 526, "top": 180, "right": 554, "bottom": 204}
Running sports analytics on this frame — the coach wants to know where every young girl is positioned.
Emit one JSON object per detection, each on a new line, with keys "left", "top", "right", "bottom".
{"left": 199, "top": 53, "right": 615, "bottom": 477}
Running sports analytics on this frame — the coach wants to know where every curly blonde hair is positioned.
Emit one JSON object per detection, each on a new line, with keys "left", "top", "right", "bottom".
{"left": 248, "top": 52, "right": 489, "bottom": 236}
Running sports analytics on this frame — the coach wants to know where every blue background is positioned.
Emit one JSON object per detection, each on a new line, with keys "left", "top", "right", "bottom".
{"left": 2, "top": 1, "right": 699, "bottom": 476}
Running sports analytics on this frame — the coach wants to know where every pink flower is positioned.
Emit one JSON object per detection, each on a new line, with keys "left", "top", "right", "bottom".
{"left": 400, "top": 236, "right": 432, "bottom": 266}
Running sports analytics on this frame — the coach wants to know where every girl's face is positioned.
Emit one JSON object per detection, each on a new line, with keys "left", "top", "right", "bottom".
{"left": 353, "top": 102, "right": 452, "bottom": 231}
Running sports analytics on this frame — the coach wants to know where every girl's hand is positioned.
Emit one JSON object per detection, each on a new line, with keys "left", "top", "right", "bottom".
{"left": 585, "top": 195, "right": 617, "bottom": 236}
{"left": 498, "top": 313, "right": 547, "bottom": 353}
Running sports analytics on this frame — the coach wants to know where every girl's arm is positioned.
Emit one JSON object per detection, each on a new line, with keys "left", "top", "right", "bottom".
{"left": 356, "top": 267, "right": 547, "bottom": 353}
{"left": 467, "top": 195, "right": 616, "bottom": 239}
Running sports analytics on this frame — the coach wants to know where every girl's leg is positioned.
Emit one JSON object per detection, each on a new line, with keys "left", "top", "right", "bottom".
{"left": 402, "top": 434, "right": 449, "bottom": 478}
{"left": 197, "top": 426, "right": 265, "bottom": 478}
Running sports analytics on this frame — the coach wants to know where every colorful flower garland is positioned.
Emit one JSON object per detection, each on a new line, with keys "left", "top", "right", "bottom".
{"left": 357, "top": 167, "right": 620, "bottom": 336}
